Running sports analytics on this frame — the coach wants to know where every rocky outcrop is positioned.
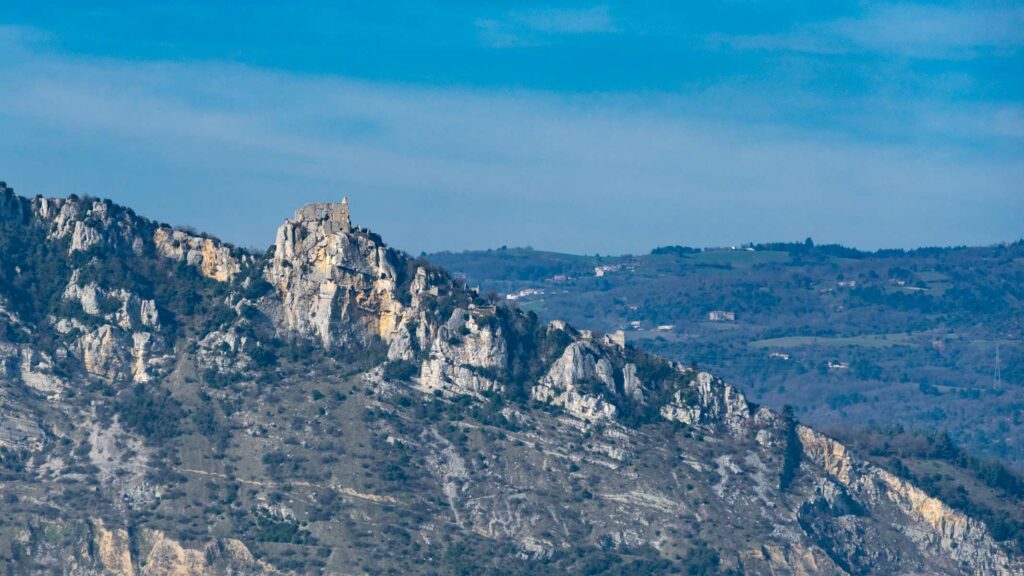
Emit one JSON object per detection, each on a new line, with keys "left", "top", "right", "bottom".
{"left": 659, "top": 371, "right": 751, "bottom": 433}
{"left": 740, "top": 544, "right": 843, "bottom": 575}
{"left": 92, "top": 518, "right": 135, "bottom": 576}
{"left": 531, "top": 339, "right": 618, "bottom": 421}
{"left": 138, "top": 530, "right": 278, "bottom": 576}
{"left": 62, "top": 275, "right": 160, "bottom": 330}
{"left": 70, "top": 220, "right": 102, "bottom": 252}
{"left": 622, "top": 363, "right": 643, "bottom": 402}
{"left": 799, "top": 426, "right": 1017, "bottom": 575}
{"left": 418, "top": 308, "right": 505, "bottom": 397}
{"left": 265, "top": 198, "right": 407, "bottom": 348}
{"left": 79, "top": 325, "right": 131, "bottom": 381}
{"left": 33, "top": 195, "right": 147, "bottom": 256}
{"left": 16, "top": 347, "right": 67, "bottom": 396}
{"left": 37, "top": 197, "right": 103, "bottom": 253}
{"left": 153, "top": 227, "right": 241, "bottom": 282}
{"left": 264, "top": 199, "right": 512, "bottom": 399}
{"left": 77, "top": 520, "right": 279, "bottom": 576}
{"left": 58, "top": 273, "right": 168, "bottom": 383}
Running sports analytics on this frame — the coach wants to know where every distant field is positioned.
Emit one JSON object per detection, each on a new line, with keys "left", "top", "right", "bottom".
{"left": 684, "top": 250, "right": 790, "bottom": 267}
{"left": 517, "top": 300, "right": 547, "bottom": 314}
{"left": 434, "top": 241, "right": 1024, "bottom": 467}
{"left": 917, "top": 271, "right": 951, "bottom": 283}
{"left": 748, "top": 333, "right": 914, "bottom": 349}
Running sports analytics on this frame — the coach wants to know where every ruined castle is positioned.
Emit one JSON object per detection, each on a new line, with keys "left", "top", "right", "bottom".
{"left": 294, "top": 197, "right": 351, "bottom": 234}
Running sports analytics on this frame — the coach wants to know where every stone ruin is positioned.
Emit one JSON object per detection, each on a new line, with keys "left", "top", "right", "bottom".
{"left": 294, "top": 197, "right": 351, "bottom": 234}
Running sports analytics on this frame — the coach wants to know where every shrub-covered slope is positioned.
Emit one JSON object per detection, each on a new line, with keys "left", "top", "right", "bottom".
{"left": 0, "top": 182, "right": 1020, "bottom": 575}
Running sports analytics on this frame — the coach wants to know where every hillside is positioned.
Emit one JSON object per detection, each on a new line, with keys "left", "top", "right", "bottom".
{"left": 428, "top": 242, "right": 1024, "bottom": 469}
{"left": 0, "top": 181, "right": 1021, "bottom": 575}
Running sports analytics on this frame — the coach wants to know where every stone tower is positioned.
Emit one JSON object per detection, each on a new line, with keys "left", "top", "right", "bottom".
{"left": 338, "top": 197, "right": 351, "bottom": 233}
{"left": 293, "top": 197, "right": 351, "bottom": 234}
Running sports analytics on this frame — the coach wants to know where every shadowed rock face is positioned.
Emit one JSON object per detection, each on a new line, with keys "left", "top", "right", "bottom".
{"left": 0, "top": 183, "right": 1021, "bottom": 575}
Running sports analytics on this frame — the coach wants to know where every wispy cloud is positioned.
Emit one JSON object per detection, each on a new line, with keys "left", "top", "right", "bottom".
{"left": 476, "top": 5, "right": 617, "bottom": 48}
{"left": 711, "top": 3, "right": 1024, "bottom": 59}
{"left": 0, "top": 24, "right": 50, "bottom": 46}
{"left": 0, "top": 27, "right": 1019, "bottom": 254}
{"left": 514, "top": 5, "right": 617, "bottom": 34}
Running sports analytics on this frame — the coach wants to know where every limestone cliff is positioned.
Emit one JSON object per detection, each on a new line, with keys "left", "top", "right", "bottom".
{"left": 531, "top": 338, "right": 619, "bottom": 420}
{"left": 660, "top": 370, "right": 752, "bottom": 433}
{"left": 59, "top": 271, "right": 169, "bottom": 383}
{"left": 7, "top": 517, "right": 278, "bottom": 576}
{"left": 799, "top": 426, "right": 1016, "bottom": 574}
{"left": 153, "top": 227, "right": 241, "bottom": 282}
{"left": 265, "top": 197, "right": 406, "bottom": 348}
{"left": 32, "top": 195, "right": 148, "bottom": 256}
{"left": 263, "top": 198, "right": 509, "bottom": 400}
{"left": 1, "top": 183, "right": 1021, "bottom": 575}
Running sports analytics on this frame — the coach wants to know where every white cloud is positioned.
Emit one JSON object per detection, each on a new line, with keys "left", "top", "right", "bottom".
{"left": 711, "top": 3, "right": 1024, "bottom": 59}
{"left": 515, "top": 5, "right": 617, "bottom": 34}
{"left": 0, "top": 29, "right": 1020, "bottom": 255}
{"left": 476, "top": 5, "right": 617, "bottom": 48}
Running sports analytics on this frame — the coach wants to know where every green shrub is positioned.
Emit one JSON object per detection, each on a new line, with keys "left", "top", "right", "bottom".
{"left": 114, "top": 385, "right": 185, "bottom": 441}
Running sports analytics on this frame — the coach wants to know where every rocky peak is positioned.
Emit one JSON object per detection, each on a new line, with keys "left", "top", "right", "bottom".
{"left": 32, "top": 194, "right": 142, "bottom": 255}
{"left": 265, "top": 197, "right": 409, "bottom": 348}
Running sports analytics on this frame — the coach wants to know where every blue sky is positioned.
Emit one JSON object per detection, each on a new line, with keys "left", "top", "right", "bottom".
{"left": 0, "top": 2, "right": 1021, "bottom": 254}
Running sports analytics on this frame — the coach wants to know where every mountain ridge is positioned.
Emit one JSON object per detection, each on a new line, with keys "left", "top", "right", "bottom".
{"left": 0, "top": 181, "right": 1020, "bottom": 574}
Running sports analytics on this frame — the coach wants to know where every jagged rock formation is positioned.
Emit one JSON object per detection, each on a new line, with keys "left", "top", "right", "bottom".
{"left": 417, "top": 306, "right": 507, "bottom": 397}
{"left": 8, "top": 517, "right": 278, "bottom": 576}
{"left": 660, "top": 370, "right": 752, "bottom": 433}
{"left": 798, "top": 427, "right": 1015, "bottom": 574}
{"left": 0, "top": 182, "right": 1021, "bottom": 575}
{"left": 153, "top": 227, "right": 242, "bottom": 282}
{"left": 265, "top": 197, "right": 404, "bottom": 347}
{"left": 60, "top": 271, "right": 168, "bottom": 383}
{"left": 257, "top": 198, "right": 1024, "bottom": 574}
{"left": 531, "top": 338, "right": 620, "bottom": 421}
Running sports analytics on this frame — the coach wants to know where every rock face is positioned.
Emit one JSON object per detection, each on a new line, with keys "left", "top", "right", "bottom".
{"left": 531, "top": 339, "right": 619, "bottom": 421}
{"left": 0, "top": 182, "right": 1022, "bottom": 575}
{"left": 153, "top": 227, "right": 241, "bottom": 282}
{"left": 137, "top": 530, "right": 278, "bottom": 576}
{"left": 265, "top": 197, "right": 405, "bottom": 348}
{"left": 32, "top": 195, "right": 147, "bottom": 256}
{"left": 660, "top": 371, "right": 751, "bottom": 433}
{"left": 264, "top": 198, "right": 512, "bottom": 400}
{"left": 17, "top": 348, "right": 67, "bottom": 396}
{"left": 59, "top": 272, "right": 168, "bottom": 383}
{"left": 418, "top": 307, "right": 506, "bottom": 397}
{"left": 92, "top": 518, "right": 135, "bottom": 576}
{"left": 10, "top": 518, "right": 278, "bottom": 576}
{"left": 799, "top": 426, "right": 1016, "bottom": 574}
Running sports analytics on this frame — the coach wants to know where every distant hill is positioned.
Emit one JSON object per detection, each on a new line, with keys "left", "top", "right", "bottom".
{"left": 428, "top": 240, "right": 1024, "bottom": 469}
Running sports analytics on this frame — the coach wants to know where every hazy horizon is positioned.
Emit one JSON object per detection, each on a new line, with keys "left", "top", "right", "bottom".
{"left": 1, "top": 2, "right": 1021, "bottom": 255}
